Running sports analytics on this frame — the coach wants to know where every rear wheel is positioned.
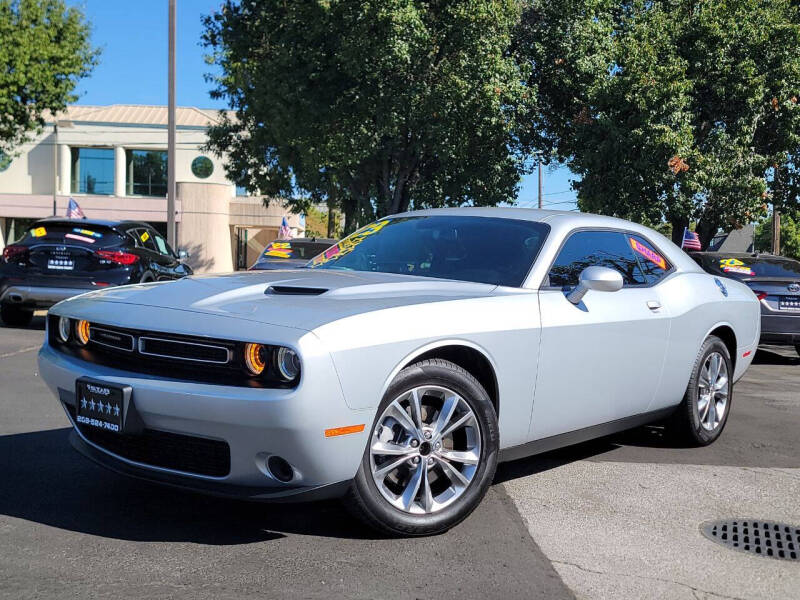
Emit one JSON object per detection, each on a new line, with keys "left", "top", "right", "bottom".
{"left": 346, "top": 359, "right": 498, "bottom": 536}
{"left": 0, "top": 303, "right": 34, "bottom": 327}
{"left": 672, "top": 335, "right": 732, "bottom": 445}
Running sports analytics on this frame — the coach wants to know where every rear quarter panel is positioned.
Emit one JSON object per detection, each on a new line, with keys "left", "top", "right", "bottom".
{"left": 653, "top": 272, "right": 759, "bottom": 411}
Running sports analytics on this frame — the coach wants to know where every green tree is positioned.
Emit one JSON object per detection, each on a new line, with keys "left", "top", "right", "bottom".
{"left": 754, "top": 212, "right": 800, "bottom": 259}
{"left": 518, "top": 0, "right": 800, "bottom": 248}
{"left": 202, "top": 0, "right": 537, "bottom": 232}
{"left": 0, "top": 0, "right": 98, "bottom": 160}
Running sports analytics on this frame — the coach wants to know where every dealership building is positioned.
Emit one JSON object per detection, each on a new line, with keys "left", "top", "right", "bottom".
{"left": 0, "top": 105, "right": 305, "bottom": 272}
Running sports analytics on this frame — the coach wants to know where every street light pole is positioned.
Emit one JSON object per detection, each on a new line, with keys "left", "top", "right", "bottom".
{"left": 537, "top": 156, "right": 543, "bottom": 209}
{"left": 167, "top": 0, "right": 177, "bottom": 247}
{"left": 52, "top": 123, "right": 58, "bottom": 215}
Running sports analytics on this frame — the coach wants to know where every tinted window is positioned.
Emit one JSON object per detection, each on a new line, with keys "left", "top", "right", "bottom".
{"left": 307, "top": 216, "right": 549, "bottom": 287}
{"left": 136, "top": 228, "right": 158, "bottom": 252}
{"left": 694, "top": 254, "right": 800, "bottom": 279}
{"left": 18, "top": 223, "right": 126, "bottom": 248}
{"left": 548, "top": 230, "right": 647, "bottom": 288}
{"left": 628, "top": 234, "right": 672, "bottom": 284}
{"left": 153, "top": 234, "right": 172, "bottom": 256}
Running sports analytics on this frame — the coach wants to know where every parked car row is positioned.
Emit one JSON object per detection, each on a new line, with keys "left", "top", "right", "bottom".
{"left": 691, "top": 252, "right": 800, "bottom": 357}
{"left": 0, "top": 218, "right": 192, "bottom": 327}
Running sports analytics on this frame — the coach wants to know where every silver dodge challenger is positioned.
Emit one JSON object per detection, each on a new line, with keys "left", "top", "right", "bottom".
{"left": 39, "top": 208, "right": 760, "bottom": 535}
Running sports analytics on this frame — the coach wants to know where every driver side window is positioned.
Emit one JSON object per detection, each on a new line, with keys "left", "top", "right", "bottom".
{"left": 548, "top": 230, "right": 647, "bottom": 288}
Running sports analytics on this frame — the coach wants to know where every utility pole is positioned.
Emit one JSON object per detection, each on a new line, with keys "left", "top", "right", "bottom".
{"left": 537, "top": 156, "right": 543, "bottom": 209}
{"left": 167, "top": 0, "right": 177, "bottom": 247}
{"left": 52, "top": 123, "right": 58, "bottom": 215}
{"left": 772, "top": 210, "right": 781, "bottom": 255}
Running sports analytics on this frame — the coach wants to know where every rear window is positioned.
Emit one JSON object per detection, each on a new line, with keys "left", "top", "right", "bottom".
{"left": 18, "top": 223, "right": 126, "bottom": 248}
{"left": 257, "top": 240, "right": 334, "bottom": 262}
{"left": 695, "top": 255, "right": 800, "bottom": 279}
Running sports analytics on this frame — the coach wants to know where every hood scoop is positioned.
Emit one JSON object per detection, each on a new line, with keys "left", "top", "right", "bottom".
{"left": 265, "top": 285, "right": 328, "bottom": 296}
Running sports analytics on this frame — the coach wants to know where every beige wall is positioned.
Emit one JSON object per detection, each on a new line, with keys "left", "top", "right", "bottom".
{"left": 177, "top": 182, "right": 234, "bottom": 274}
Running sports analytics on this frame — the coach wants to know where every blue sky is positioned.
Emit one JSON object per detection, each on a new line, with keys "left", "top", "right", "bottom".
{"left": 68, "top": 0, "right": 578, "bottom": 210}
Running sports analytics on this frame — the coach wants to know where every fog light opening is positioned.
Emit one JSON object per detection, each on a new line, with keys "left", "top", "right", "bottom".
{"left": 267, "top": 455, "right": 294, "bottom": 483}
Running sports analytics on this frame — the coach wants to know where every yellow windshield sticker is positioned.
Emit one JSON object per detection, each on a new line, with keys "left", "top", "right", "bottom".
{"left": 140, "top": 231, "right": 150, "bottom": 242}
{"left": 32, "top": 226, "right": 47, "bottom": 238}
{"left": 264, "top": 242, "right": 292, "bottom": 258}
{"left": 720, "top": 258, "right": 745, "bottom": 268}
{"left": 311, "top": 219, "right": 391, "bottom": 267}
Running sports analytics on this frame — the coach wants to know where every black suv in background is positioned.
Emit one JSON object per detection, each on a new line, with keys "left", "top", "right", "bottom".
{"left": 0, "top": 218, "right": 192, "bottom": 327}
{"left": 691, "top": 252, "right": 800, "bottom": 356}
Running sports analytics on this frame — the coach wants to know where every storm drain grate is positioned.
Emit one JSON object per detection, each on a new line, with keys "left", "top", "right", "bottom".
{"left": 701, "top": 519, "right": 799, "bottom": 561}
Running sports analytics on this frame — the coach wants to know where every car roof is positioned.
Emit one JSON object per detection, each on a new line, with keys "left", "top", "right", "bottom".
{"left": 34, "top": 218, "right": 152, "bottom": 231}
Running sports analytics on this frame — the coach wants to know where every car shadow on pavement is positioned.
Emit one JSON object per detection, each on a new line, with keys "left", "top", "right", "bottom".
{"left": 1, "top": 314, "right": 46, "bottom": 331}
{"left": 0, "top": 428, "right": 380, "bottom": 544}
{"left": 753, "top": 346, "right": 800, "bottom": 366}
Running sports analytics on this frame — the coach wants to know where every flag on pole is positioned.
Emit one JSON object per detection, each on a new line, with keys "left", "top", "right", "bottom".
{"left": 681, "top": 227, "right": 701, "bottom": 250}
{"left": 278, "top": 216, "right": 292, "bottom": 239}
{"left": 66, "top": 197, "right": 85, "bottom": 219}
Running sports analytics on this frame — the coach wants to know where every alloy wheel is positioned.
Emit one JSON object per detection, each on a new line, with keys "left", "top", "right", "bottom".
{"left": 697, "top": 351, "right": 729, "bottom": 431}
{"left": 369, "top": 385, "right": 482, "bottom": 515}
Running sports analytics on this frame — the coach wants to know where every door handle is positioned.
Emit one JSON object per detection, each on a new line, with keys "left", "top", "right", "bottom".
{"left": 647, "top": 301, "right": 662, "bottom": 310}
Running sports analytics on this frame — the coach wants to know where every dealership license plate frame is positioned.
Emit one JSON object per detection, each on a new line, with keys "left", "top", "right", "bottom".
{"left": 778, "top": 296, "right": 800, "bottom": 311}
{"left": 75, "top": 378, "right": 132, "bottom": 434}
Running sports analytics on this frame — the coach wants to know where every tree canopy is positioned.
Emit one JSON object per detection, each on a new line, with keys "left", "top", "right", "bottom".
{"left": 519, "top": 0, "right": 800, "bottom": 247}
{"left": 203, "top": 0, "right": 536, "bottom": 232}
{"left": 0, "top": 0, "right": 98, "bottom": 162}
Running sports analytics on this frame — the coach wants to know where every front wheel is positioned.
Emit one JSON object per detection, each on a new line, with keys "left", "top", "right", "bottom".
{"left": 346, "top": 359, "right": 498, "bottom": 536}
{"left": 672, "top": 335, "right": 733, "bottom": 445}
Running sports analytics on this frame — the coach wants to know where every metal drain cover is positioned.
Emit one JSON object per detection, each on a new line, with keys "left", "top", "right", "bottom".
{"left": 701, "top": 519, "right": 799, "bottom": 561}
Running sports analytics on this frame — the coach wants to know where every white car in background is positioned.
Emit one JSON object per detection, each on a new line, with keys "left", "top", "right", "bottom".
{"left": 38, "top": 208, "right": 759, "bottom": 536}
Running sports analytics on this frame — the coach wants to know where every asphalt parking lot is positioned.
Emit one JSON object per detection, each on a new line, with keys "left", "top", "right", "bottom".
{"left": 1, "top": 317, "right": 798, "bottom": 599}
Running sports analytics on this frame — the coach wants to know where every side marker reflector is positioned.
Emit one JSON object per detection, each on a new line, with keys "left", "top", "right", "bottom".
{"left": 325, "top": 424, "right": 365, "bottom": 438}
{"left": 742, "top": 351, "right": 752, "bottom": 358}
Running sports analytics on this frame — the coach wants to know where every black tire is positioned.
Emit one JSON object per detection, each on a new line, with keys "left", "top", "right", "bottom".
{"left": 672, "top": 335, "right": 733, "bottom": 446}
{"left": 0, "top": 303, "right": 34, "bottom": 327}
{"left": 795, "top": 344, "right": 800, "bottom": 358}
{"left": 346, "top": 359, "right": 499, "bottom": 537}
{"left": 139, "top": 272, "right": 155, "bottom": 283}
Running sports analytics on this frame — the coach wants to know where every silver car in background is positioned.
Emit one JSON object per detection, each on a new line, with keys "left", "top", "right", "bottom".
{"left": 38, "top": 208, "right": 760, "bottom": 536}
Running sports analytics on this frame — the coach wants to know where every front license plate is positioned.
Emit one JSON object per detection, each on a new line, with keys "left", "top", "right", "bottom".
{"left": 75, "top": 379, "right": 125, "bottom": 433}
{"left": 779, "top": 296, "right": 800, "bottom": 311}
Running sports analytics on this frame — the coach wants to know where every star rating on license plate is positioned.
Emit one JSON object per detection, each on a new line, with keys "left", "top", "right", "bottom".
{"left": 81, "top": 396, "right": 120, "bottom": 418}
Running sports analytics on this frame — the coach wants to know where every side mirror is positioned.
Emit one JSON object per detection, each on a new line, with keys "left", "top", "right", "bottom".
{"left": 567, "top": 266, "right": 623, "bottom": 304}
{"left": 178, "top": 249, "right": 190, "bottom": 260}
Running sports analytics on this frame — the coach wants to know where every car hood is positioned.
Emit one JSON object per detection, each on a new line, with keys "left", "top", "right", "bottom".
{"left": 61, "top": 269, "right": 498, "bottom": 331}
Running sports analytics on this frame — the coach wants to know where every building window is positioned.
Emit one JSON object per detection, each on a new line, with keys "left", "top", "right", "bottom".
{"left": 126, "top": 150, "right": 167, "bottom": 196}
{"left": 70, "top": 147, "right": 114, "bottom": 195}
{"left": 191, "top": 156, "right": 213, "bottom": 179}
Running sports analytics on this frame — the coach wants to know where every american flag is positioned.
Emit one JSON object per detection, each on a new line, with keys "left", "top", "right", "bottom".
{"left": 66, "top": 197, "right": 85, "bottom": 219}
{"left": 278, "top": 216, "right": 292, "bottom": 239}
{"left": 681, "top": 227, "right": 701, "bottom": 251}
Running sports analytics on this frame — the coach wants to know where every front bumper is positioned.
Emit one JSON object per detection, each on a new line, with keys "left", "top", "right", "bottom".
{"left": 38, "top": 342, "right": 372, "bottom": 501}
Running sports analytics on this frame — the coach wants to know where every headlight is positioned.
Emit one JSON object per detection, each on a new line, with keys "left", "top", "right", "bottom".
{"left": 76, "top": 320, "right": 91, "bottom": 346}
{"left": 244, "top": 342, "right": 267, "bottom": 376}
{"left": 57, "top": 317, "right": 71, "bottom": 342}
{"left": 274, "top": 347, "right": 300, "bottom": 381}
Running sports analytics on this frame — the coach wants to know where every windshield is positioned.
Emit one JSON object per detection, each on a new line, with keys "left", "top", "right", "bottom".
{"left": 695, "top": 254, "right": 800, "bottom": 279}
{"left": 306, "top": 215, "right": 549, "bottom": 287}
{"left": 17, "top": 223, "right": 126, "bottom": 248}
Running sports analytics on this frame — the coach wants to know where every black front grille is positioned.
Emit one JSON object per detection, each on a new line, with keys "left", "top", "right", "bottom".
{"left": 139, "top": 336, "right": 230, "bottom": 363}
{"left": 78, "top": 423, "right": 231, "bottom": 477}
{"left": 48, "top": 315, "right": 296, "bottom": 388}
